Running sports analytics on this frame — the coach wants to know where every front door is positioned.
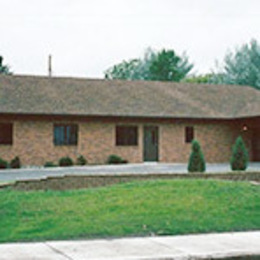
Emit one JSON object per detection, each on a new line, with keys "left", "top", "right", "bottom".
{"left": 252, "top": 129, "right": 260, "bottom": 161}
{"left": 143, "top": 126, "right": 159, "bottom": 162}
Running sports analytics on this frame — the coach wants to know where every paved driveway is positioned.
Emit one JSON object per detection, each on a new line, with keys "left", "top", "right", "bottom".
{"left": 0, "top": 162, "right": 259, "bottom": 182}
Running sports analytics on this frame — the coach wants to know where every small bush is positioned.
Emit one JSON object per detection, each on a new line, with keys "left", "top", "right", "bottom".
{"left": 44, "top": 161, "right": 57, "bottom": 167}
{"left": 76, "top": 155, "right": 87, "bottom": 166}
{"left": 10, "top": 156, "right": 21, "bottom": 169}
{"left": 188, "top": 140, "right": 206, "bottom": 173}
{"left": 107, "top": 154, "right": 127, "bottom": 164}
{"left": 231, "top": 136, "right": 249, "bottom": 171}
{"left": 0, "top": 158, "right": 9, "bottom": 169}
{"left": 59, "top": 157, "right": 74, "bottom": 167}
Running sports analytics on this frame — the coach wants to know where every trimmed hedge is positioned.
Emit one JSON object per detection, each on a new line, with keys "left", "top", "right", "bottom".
{"left": 231, "top": 136, "right": 249, "bottom": 171}
{"left": 107, "top": 154, "right": 127, "bottom": 164}
{"left": 44, "top": 161, "right": 57, "bottom": 167}
{"left": 10, "top": 156, "right": 21, "bottom": 169}
{"left": 0, "top": 158, "right": 9, "bottom": 169}
{"left": 76, "top": 155, "right": 87, "bottom": 166}
{"left": 188, "top": 140, "right": 206, "bottom": 173}
{"left": 59, "top": 157, "right": 74, "bottom": 167}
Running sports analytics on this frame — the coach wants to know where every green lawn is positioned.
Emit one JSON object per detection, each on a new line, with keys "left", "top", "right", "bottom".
{"left": 0, "top": 179, "right": 259, "bottom": 242}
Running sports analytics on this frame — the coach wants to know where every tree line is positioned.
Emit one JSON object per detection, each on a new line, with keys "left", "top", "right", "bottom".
{"left": 104, "top": 39, "right": 260, "bottom": 90}
{"left": 1, "top": 39, "right": 259, "bottom": 90}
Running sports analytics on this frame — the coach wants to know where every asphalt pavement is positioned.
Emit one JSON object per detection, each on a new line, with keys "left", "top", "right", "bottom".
{"left": 0, "top": 162, "right": 259, "bottom": 182}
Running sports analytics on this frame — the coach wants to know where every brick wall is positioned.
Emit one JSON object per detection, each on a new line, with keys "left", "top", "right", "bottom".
{"left": 0, "top": 116, "right": 256, "bottom": 165}
{"left": 1, "top": 172, "right": 259, "bottom": 191}
{"left": 159, "top": 120, "right": 254, "bottom": 163}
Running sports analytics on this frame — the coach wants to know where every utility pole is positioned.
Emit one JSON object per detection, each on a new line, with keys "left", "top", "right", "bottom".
{"left": 48, "top": 55, "right": 52, "bottom": 77}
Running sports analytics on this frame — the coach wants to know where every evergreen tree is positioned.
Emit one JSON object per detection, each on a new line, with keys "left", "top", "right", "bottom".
{"left": 0, "top": 56, "right": 11, "bottom": 74}
{"left": 212, "top": 39, "right": 260, "bottom": 90}
{"left": 104, "top": 48, "right": 193, "bottom": 82}
{"left": 231, "top": 136, "right": 249, "bottom": 171}
{"left": 188, "top": 140, "right": 206, "bottom": 173}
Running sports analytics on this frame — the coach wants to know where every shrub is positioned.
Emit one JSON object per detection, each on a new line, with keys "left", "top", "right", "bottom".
{"left": 231, "top": 136, "right": 249, "bottom": 171}
{"left": 188, "top": 140, "right": 206, "bottom": 173}
{"left": 0, "top": 158, "right": 9, "bottom": 169}
{"left": 10, "top": 156, "right": 21, "bottom": 169}
{"left": 107, "top": 154, "right": 127, "bottom": 164}
{"left": 59, "top": 157, "right": 74, "bottom": 167}
{"left": 44, "top": 161, "right": 57, "bottom": 167}
{"left": 76, "top": 155, "right": 87, "bottom": 166}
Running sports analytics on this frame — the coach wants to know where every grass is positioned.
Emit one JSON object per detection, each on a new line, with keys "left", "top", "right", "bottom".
{"left": 0, "top": 179, "right": 259, "bottom": 242}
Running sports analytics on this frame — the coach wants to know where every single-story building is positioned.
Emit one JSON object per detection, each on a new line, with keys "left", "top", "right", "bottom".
{"left": 0, "top": 75, "right": 259, "bottom": 166}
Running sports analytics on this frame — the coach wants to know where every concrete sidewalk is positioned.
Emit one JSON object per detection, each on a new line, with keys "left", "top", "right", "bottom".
{"left": 0, "top": 232, "right": 259, "bottom": 260}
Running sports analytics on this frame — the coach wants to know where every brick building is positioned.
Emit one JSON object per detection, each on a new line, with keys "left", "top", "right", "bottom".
{"left": 0, "top": 75, "right": 259, "bottom": 166}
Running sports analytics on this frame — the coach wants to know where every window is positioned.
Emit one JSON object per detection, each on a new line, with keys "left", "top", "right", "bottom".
{"left": 116, "top": 126, "right": 138, "bottom": 146}
{"left": 185, "top": 126, "right": 194, "bottom": 143}
{"left": 0, "top": 123, "right": 13, "bottom": 145}
{"left": 54, "top": 124, "right": 78, "bottom": 145}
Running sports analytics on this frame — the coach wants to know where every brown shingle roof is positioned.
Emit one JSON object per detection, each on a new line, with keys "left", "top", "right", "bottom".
{"left": 0, "top": 75, "right": 259, "bottom": 119}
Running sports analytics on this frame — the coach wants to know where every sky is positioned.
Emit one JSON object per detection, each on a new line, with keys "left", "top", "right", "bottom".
{"left": 0, "top": 0, "right": 259, "bottom": 78}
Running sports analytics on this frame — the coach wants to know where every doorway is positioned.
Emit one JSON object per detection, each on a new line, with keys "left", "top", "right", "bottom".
{"left": 143, "top": 126, "right": 159, "bottom": 162}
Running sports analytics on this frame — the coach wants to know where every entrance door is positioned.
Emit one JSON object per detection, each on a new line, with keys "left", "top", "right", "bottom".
{"left": 143, "top": 126, "right": 159, "bottom": 162}
{"left": 253, "top": 129, "right": 260, "bottom": 161}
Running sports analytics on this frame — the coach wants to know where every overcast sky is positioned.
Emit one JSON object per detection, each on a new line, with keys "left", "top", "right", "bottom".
{"left": 0, "top": 0, "right": 259, "bottom": 78}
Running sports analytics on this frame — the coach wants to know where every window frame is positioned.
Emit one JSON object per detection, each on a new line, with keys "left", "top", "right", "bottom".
{"left": 0, "top": 123, "right": 13, "bottom": 145}
{"left": 185, "top": 126, "right": 194, "bottom": 143}
{"left": 116, "top": 125, "right": 138, "bottom": 146}
{"left": 53, "top": 124, "right": 78, "bottom": 146}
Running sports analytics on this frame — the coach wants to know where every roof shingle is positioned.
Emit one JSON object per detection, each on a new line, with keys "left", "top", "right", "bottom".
{"left": 0, "top": 75, "right": 259, "bottom": 119}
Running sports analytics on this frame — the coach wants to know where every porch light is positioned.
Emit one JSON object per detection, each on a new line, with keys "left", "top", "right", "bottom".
{"left": 242, "top": 125, "right": 248, "bottom": 131}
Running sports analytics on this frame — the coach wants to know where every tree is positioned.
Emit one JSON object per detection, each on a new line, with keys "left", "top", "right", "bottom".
{"left": 0, "top": 56, "right": 11, "bottom": 74}
{"left": 104, "top": 48, "right": 193, "bottom": 82}
{"left": 230, "top": 136, "right": 249, "bottom": 171}
{"left": 183, "top": 73, "right": 214, "bottom": 84}
{"left": 105, "top": 59, "right": 141, "bottom": 80}
{"left": 212, "top": 39, "right": 260, "bottom": 90}
{"left": 188, "top": 140, "right": 206, "bottom": 173}
{"left": 104, "top": 49, "right": 155, "bottom": 80}
{"left": 149, "top": 49, "right": 193, "bottom": 81}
